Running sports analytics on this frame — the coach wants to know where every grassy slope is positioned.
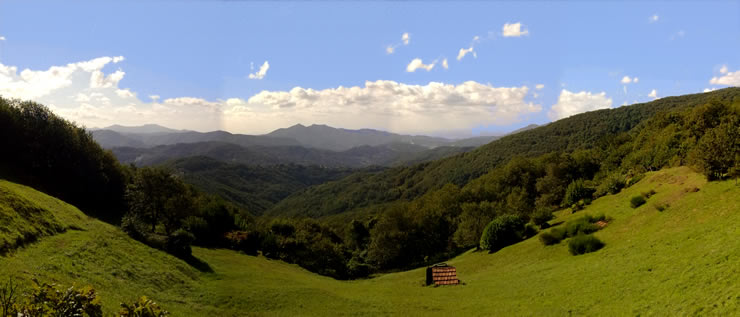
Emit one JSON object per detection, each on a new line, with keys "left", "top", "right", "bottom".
{"left": 2, "top": 167, "right": 739, "bottom": 315}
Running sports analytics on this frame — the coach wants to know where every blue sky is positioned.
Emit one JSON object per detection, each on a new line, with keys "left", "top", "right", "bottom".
{"left": 0, "top": 1, "right": 738, "bottom": 137}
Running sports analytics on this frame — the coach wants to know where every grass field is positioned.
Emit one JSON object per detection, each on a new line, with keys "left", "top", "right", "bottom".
{"left": 1, "top": 167, "right": 739, "bottom": 316}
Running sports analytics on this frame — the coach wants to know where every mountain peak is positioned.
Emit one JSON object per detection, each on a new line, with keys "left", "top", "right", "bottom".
{"left": 103, "top": 124, "right": 181, "bottom": 134}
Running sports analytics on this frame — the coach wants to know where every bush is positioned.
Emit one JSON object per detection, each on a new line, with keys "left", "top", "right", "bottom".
{"left": 531, "top": 208, "right": 554, "bottom": 228}
{"left": 568, "top": 234, "right": 605, "bottom": 255}
{"left": 523, "top": 223, "right": 539, "bottom": 239}
{"left": 165, "top": 229, "right": 195, "bottom": 258}
{"left": 630, "top": 195, "right": 647, "bottom": 208}
{"left": 563, "top": 179, "right": 592, "bottom": 207}
{"left": 479, "top": 215, "right": 526, "bottom": 252}
{"left": 224, "top": 230, "right": 261, "bottom": 256}
{"left": 653, "top": 202, "right": 669, "bottom": 212}
{"left": 119, "top": 296, "right": 170, "bottom": 316}
{"left": 14, "top": 278, "right": 103, "bottom": 317}
{"left": 539, "top": 228, "right": 566, "bottom": 245}
{"left": 564, "top": 217, "right": 599, "bottom": 236}
{"left": 595, "top": 174, "right": 626, "bottom": 197}
{"left": 641, "top": 189, "right": 656, "bottom": 198}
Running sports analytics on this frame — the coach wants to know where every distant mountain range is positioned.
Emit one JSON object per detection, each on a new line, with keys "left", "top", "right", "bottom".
{"left": 92, "top": 123, "right": 538, "bottom": 168}
{"left": 93, "top": 123, "right": 538, "bottom": 151}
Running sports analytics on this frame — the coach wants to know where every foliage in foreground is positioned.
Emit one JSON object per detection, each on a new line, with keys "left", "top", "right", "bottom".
{"left": 0, "top": 278, "right": 169, "bottom": 317}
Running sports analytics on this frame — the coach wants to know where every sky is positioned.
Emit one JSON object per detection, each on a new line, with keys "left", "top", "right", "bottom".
{"left": 0, "top": 1, "right": 739, "bottom": 137}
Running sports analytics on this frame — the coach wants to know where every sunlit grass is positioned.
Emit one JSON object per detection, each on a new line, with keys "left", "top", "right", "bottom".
{"left": 1, "top": 167, "right": 738, "bottom": 315}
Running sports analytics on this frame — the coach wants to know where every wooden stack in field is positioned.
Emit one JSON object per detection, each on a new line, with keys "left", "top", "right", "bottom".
{"left": 426, "top": 263, "right": 460, "bottom": 286}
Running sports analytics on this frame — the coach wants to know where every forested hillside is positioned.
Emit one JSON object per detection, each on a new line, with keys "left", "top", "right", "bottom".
{"left": 111, "top": 141, "right": 472, "bottom": 168}
{"left": 163, "top": 156, "right": 358, "bottom": 214}
{"left": 268, "top": 88, "right": 740, "bottom": 218}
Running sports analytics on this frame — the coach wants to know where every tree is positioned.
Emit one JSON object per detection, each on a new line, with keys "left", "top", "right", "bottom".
{"left": 125, "top": 167, "right": 189, "bottom": 233}
{"left": 479, "top": 215, "right": 526, "bottom": 252}
{"left": 453, "top": 201, "right": 498, "bottom": 248}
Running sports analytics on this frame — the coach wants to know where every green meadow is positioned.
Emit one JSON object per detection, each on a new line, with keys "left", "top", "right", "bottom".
{"left": 1, "top": 167, "right": 738, "bottom": 316}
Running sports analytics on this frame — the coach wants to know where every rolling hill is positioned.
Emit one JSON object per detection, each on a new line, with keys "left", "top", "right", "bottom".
{"left": 267, "top": 88, "right": 740, "bottom": 218}
{"left": 1, "top": 167, "right": 737, "bottom": 315}
{"left": 110, "top": 141, "right": 474, "bottom": 168}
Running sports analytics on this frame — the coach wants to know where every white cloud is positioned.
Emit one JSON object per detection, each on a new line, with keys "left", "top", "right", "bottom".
{"left": 649, "top": 14, "right": 659, "bottom": 23}
{"left": 456, "top": 36, "right": 480, "bottom": 61}
{"left": 703, "top": 88, "right": 717, "bottom": 93}
{"left": 386, "top": 33, "right": 410, "bottom": 54}
{"left": 0, "top": 56, "right": 543, "bottom": 135}
{"left": 442, "top": 58, "right": 449, "bottom": 70}
{"left": 720, "top": 65, "right": 728, "bottom": 74}
{"left": 248, "top": 61, "right": 270, "bottom": 80}
{"left": 225, "top": 80, "right": 541, "bottom": 135}
{"left": 648, "top": 89, "right": 658, "bottom": 99}
{"left": 116, "top": 89, "right": 135, "bottom": 99}
{"left": 0, "top": 36, "right": 5, "bottom": 41}
{"left": 457, "top": 47, "right": 476, "bottom": 61}
{"left": 502, "top": 22, "right": 529, "bottom": 37}
{"left": 549, "top": 89, "right": 612, "bottom": 120}
{"left": 0, "top": 55, "right": 124, "bottom": 100}
{"left": 633, "top": 77, "right": 639, "bottom": 83}
{"left": 406, "top": 58, "right": 436, "bottom": 72}
{"left": 710, "top": 67, "right": 740, "bottom": 86}
{"left": 535, "top": 84, "right": 544, "bottom": 90}
{"left": 621, "top": 76, "right": 633, "bottom": 84}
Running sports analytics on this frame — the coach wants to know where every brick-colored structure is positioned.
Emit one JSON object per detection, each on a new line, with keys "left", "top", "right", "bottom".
{"left": 426, "top": 263, "right": 460, "bottom": 286}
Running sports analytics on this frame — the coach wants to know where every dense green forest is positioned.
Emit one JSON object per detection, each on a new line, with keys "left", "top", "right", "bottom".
{"left": 1, "top": 88, "right": 739, "bottom": 280}
{"left": 162, "top": 156, "right": 359, "bottom": 214}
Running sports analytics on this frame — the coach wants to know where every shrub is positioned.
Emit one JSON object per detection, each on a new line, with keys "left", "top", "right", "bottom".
{"left": 224, "top": 230, "right": 261, "bottom": 256}
{"left": 595, "top": 174, "right": 626, "bottom": 197}
{"left": 15, "top": 278, "right": 103, "bottom": 317}
{"left": 564, "top": 217, "right": 599, "bottom": 236}
{"left": 626, "top": 174, "right": 645, "bottom": 187}
{"left": 531, "top": 208, "right": 554, "bottom": 228}
{"left": 641, "top": 189, "right": 656, "bottom": 198}
{"left": 523, "top": 223, "right": 539, "bottom": 239}
{"left": 165, "top": 229, "right": 195, "bottom": 258}
{"left": 568, "top": 234, "right": 605, "bottom": 255}
{"left": 479, "top": 215, "right": 526, "bottom": 252}
{"left": 119, "top": 296, "right": 170, "bottom": 316}
{"left": 653, "top": 202, "right": 669, "bottom": 212}
{"left": 539, "top": 228, "right": 566, "bottom": 245}
{"left": 630, "top": 195, "right": 647, "bottom": 208}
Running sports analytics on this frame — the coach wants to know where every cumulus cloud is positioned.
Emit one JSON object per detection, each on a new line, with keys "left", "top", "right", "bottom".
{"left": 406, "top": 58, "right": 436, "bottom": 72}
{"left": 224, "top": 80, "right": 541, "bottom": 134}
{"left": 386, "top": 32, "right": 411, "bottom": 54}
{"left": 649, "top": 14, "right": 659, "bottom": 23}
{"left": 535, "top": 84, "right": 544, "bottom": 90}
{"left": 719, "top": 65, "right": 728, "bottom": 74}
{"left": 703, "top": 88, "right": 717, "bottom": 93}
{"left": 442, "top": 58, "right": 449, "bottom": 70}
{"left": 621, "top": 76, "right": 633, "bottom": 84}
{"left": 0, "top": 55, "right": 124, "bottom": 100}
{"left": 549, "top": 89, "right": 612, "bottom": 120}
{"left": 648, "top": 89, "right": 658, "bottom": 99}
{"left": 0, "top": 36, "right": 5, "bottom": 41}
{"left": 710, "top": 67, "right": 740, "bottom": 86}
{"left": 0, "top": 56, "right": 543, "bottom": 135}
{"left": 248, "top": 61, "right": 270, "bottom": 80}
{"left": 502, "top": 22, "right": 529, "bottom": 37}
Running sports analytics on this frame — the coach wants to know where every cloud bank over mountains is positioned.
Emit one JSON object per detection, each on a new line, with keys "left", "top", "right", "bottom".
{"left": 0, "top": 56, "right": 553, "bottom": 136}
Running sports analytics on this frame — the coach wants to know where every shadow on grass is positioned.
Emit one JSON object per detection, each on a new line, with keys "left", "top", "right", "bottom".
{"left": 180, "top": 254, "right": 214, "bottom": 273}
